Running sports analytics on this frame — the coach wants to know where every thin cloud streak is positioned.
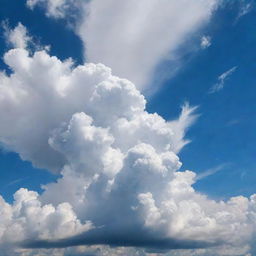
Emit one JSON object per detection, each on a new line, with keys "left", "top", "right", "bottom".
{"left": 236, "top": 1, "right": 253, "bottom": 22}
{"left": 209, "top": 66, "right": 237, "bottom": 93}
{"left": 5, "top": 177, "right": 29, "bottom": 188}
{"left": 196, "top": 163, "right": 230, "bottom": 181}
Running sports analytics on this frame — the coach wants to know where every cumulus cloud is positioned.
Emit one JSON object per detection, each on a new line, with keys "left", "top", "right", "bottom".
{"left": 0, "top": 189, "right": 91, "bottom": 245}
{"left": 26, "top": 0, "right": 219, "bottom": 90}
{"left": 209, "top": 66, "right": 237, "bottom": 93}
{"left": 0, "top": 24, "right": 256, "bottom": 256}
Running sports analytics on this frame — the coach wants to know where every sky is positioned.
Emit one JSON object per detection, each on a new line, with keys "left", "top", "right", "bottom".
{"left": 0, "top": 0, "right": 256, "bottom": 256}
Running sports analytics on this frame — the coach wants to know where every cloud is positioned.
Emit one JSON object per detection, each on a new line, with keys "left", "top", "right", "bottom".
{"left": 200, "top": 36, "right": 211, "bottom": 49}
{"left": 209, "top": 66, "right": 237, "bottom": 93}
{"left": 26, "top": 0, "right": 219, "bottom": 90}
{"left": 3, "top": 22, "right": 31, "bottom": 49}
{"left": 0, "top": 246, "right": 148, "bottom": 256}
{"left": 0, "top": 24, "right": 256, "bottom": 256}
{"left": 167, "top": 103, "right": 199, "bottom": 153}
{"left": 4, "top": 177, "right": 29, "bottom": 188}
{"left": 26, "top": 0, "right": 79, "bottom": 19}
{"left": 236, "top": 0, "right": 253, "bottom": 21}
{"left": 2, "top": 244, "right": 253, "bottom": 256}
{"left": 0, "top": 189, "right": 92, "bottom": 244}
{"left": 196, "top": 163, "right": 229, "bottom": 181}
{"left": 78, "top": 0, "right": 219, "bottom": 89}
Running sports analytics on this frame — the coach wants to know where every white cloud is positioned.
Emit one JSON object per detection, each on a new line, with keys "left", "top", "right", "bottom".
{"left": 4, "top": 177, "right": 29, "bottom": 188}
{"left": 196, "top": 163, "right": 229, "bottom": 181}
{"left": 200, "top": 36, "right": 211, "bottom": 49}
{"left": 167, "top": 103, "right": 199, "bottom": 153}
{"left": 26, "top": 0, "right": 219, "bottom": 90}
{"left": 0, "top": 24, "right": 256, "bottom": 256}
{"left": 209, "top": 66, "right": 237, "bottom": 93}
{"left": 26, "top": 0, "right": 39, "bottom": 9}
{"left": 0, "top": 40, "right": 189, "bottom": 172}
{"left": 3, "top": 22, "right": 30, "bottom": 49}
{"left": 0, "top": 189, "right": 92, "bottom": 244}
{"left": 78, "top": 0, "right": 218, "bottom": 89}
{"left": 26, "top": 0, "right": 77, "bottom": 18}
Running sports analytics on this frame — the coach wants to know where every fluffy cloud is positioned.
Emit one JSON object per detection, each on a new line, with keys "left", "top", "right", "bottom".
{"left": 0, "top": 189, "right": 91, "bottom": 245}
{"left": 0, "top": 24, "right": 256, "bottom": 256}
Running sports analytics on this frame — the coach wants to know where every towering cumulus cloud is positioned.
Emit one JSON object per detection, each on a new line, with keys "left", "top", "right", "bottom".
{"left": 0, "top": 24, "right": 256, "bottom": 256}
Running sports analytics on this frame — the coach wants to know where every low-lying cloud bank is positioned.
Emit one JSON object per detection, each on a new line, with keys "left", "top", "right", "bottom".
{"left": 0, "top": 24, "right": 256, "bottom": 256}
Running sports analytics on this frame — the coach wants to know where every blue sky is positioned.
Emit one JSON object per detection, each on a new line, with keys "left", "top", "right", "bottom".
{"left": 0, "top": 1, "right": 256, "bottom": 255}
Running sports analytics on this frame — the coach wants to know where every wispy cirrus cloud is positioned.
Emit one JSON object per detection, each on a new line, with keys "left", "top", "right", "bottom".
{"left": 209, "top": 66, "right": 237, "bottom": 93}
{"left": 4, "top": 177, "right": 29, "bottom": 188}
{"left": 236, "top": 0, "right": 254, "bottom": 21}
{"left": 196, "top": 163, "right": 230, "bottom": 181}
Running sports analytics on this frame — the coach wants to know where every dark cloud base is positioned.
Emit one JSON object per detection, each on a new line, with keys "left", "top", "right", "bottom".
{"left": 21, "top": 227, "right": 220, "bottom": 251}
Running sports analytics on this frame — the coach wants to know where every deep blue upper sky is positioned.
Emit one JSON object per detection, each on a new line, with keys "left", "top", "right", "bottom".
{"left": 0, "top": 0, "right": 256, "bottom": 202}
